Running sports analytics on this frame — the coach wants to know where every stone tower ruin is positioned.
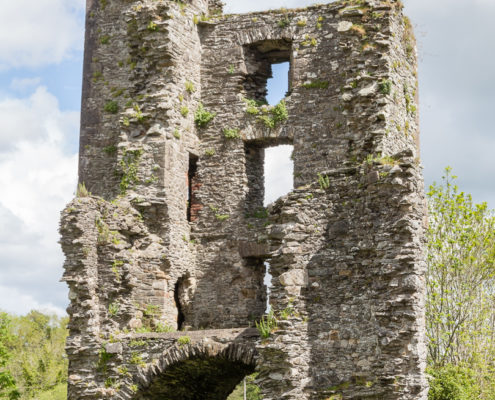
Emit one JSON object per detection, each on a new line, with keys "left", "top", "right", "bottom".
{"left": 60, "top": 0, "right": 428, "bottom": 398}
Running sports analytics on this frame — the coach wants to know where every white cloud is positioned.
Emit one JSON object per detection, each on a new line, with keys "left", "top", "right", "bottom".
{"left": 10, "top": 77, "right": 42, "bottom": 92}
{"left": 0, "top": 87, "right": 78, "bottom": 315}
{"left": 0, "top": 0, "right": 84, "bottom": 69}
{"left": 265, "top": 145, "right": 294, "bottom": 205}
{"left": 0, "top": 285, "right": 66, "bottom": 316}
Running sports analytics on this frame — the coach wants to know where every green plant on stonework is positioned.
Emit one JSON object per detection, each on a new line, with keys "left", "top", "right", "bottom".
{"left": 177, "top": 336, "right": 191, "bottom": 346}
{"left": 296, "top": 19, "right": 307, "bottom": 27}
{"left": 185, "top": 80, "right": 195, "bottom": 94}
{"left": 302, "top": 79, "right": 329, "bottom": 89}
{"left": 402, "top": 16, "right": 416, "bottom": 58}
{"left": 173, "top": 129, "right": 181, "bottom": 139}
{"left": 278, "top": 15, "right": 291, "bottom": 28}
{"left": 205, "top": 148, "right": 215, "bottom": 156}
{"left": 243, "top": 98, "right": 266, "bottom": 115}
{"left": 317, "top": 173, "right": 330, "bottom": 190}
{"left": 227, "top": 64, "right": 235, "bottom": 74}
{"left": 215, "top": 214, "right": 229, "bottom": 221}
{"left": 119, "top": 148, "right": 143, "bottom": 194}
{"left": 95, "top": 216, "right": 111, "bottom": 244}
{"left": 144, "top": 304, "right": 160, "bottom": 317}
{"left": 112, "top": 260, "right": 123, "bottom": 281}
{"left": 255, "top": 310, "right": 277, "bottom": 339}
{"left": 130, "top": 384, "right": 138, "bottom": 393}
{"left": 104, "top": 100, "right": 119, "bottom": 114}
{"left": 301, "top": 34, "right": 312, "bottom": 46}
{"left": 129, "top": 352, "right": 145, "bottom": 367}
{"left": 223, "top": 127, "right": 240, "bottom": 139}
{"left": 279, "top": 300, "right": 296, "bottom": 320}
{"left": 154, "top": 322, "right": 175, "bottom": 333}
{"left": 100, "top": 35, "right": 110, "bottom": 45}
{"left": 194, "top": 103, "right": 216, "bottom": 128}
{"left": 180, "top": 105, "right": 189, "bottom": 117}
{"left": 108, "top": 302, "right": 119, "bottom": 317}
{"left": 365, "top": 154, "right": 398, "bottom": 166}
{"left": 76, "top": 182, "right": 90, "bottom": 197}
{"left": 103, "top": 145, "right": 117, "bottom": 155}
{"left": 132, "top": 104, "right": 145, "bottom": 123}
{"left": 147, "top": 21, "right": 158, "bottom": 31}
{"left": 379, "top": 79, "right": 392, "bottom": 95}
{"left": 244, "top": 99, "right": 288, "bottom": 129}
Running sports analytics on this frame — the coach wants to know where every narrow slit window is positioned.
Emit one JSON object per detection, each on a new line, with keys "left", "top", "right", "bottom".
{"left": 266, "top": 61, "right": 290, "bottom": 106}
{"left": 174, "top": 279, "right": 185, "bottom": 331}
{"left": 187, "top": 154, "right": 198, "bottom": 222}
{"left": 263, "top": 144, "right": 294, "bottom": 312}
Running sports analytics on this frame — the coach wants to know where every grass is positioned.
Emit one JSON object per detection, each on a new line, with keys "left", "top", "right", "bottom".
{"left": 255, "top": 311, "right": 277, "bottom": 339}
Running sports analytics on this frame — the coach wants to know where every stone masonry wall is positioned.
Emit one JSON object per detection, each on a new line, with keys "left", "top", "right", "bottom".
{"left": 61, "top": 0, "right": 428, "bottom": 398}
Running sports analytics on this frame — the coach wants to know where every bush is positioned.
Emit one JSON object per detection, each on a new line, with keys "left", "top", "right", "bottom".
{"left": 427, "top": 364, "right": 480, "bottom": 400}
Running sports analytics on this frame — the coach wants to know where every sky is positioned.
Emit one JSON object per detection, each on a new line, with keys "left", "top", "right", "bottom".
{"left": 0, "top": 0, "right": 493, "bottom": 316}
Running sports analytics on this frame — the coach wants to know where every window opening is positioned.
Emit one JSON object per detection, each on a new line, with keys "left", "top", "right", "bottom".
{"left": 187, "top": 154, "right": 198, "bottom": 222}
{"left": 266, "top": 61, "right": 290, "bottom": 106}
{"left": 264, "top": 144, "right": 294, "bottom": 312}
{"left": 174, "top": 278, "right": 185, "bottom": 331}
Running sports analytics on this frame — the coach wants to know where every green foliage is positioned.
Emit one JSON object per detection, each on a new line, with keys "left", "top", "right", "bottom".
{"left": 180, "top": 106, "right": 189, "bottom": 117}
{"left": 302, "top": 80, "right": 329, "bottom": 89}
{"left": 227, "top": 65, "right": 235, "bottom": 74}
{"left": 104, "top": 100, "right": 119, "bottom": 114}
{"left": 194, "top": 103, "right": 216, "bottom": 128}
{"left": 215, "top": 214, "right": 230, "bottom": 221}
{"left": 278, "top": 15, "right": 291, "bottom": 28}
{"left": 255, "top": 311, "right": 277, "bottom": 339}
{"left": 147, "top": 21, "right": 158, "bottom": 31}
{"left": 379, "top": 79, "right": 392, "bottom": 95}
{"left": 108, "top": 302, "right": 119, "bottom": 317}
{"left": 317, "top": 173, "right": 330, "bottom": 190}
{"left": 177, "top": 336, "right": 191, "bottom": 346}
{"left": 0, "top": 313, "right": 20, "bottom": 399}
{"left": 185, "top": 81, "right": 195, "bottom": 94}
{"left": 129, "top": 352, "right": 145, "bottom": 367}
{"left": 3, "top": 312, "right": 67, "bottom": 399}
{"left": 427, "top": 364, "right": 481, "bottom": 400}
{"left": 244, "top": 99, "right": 288, "bottom": 129}
{"left": 426, "top": 168, "right": 495, "bottom": 367}
{"left": 100, "top": 35, "right": 110, "bottom": 45}
{"left": 227, "top": 373, "right": 262, "bottom": 400}
{"left": 103, "top": 145, "right": 117, "bottom": 155}
{"left": 205, "top": 148, "right": 215, "bottom": 156}
{"left": 76, "top": 182, "right": 90, "bottom": 197}
{"left": 119, "top": 148, "right": 143, "bottom": 194}
{"left": 223, "top": 128, "right": 240, "bottom": 139}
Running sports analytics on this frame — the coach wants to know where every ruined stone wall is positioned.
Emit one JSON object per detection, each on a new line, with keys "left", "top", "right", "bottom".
{"left": 61, "top": 0, "right": 428, "bottom": 398}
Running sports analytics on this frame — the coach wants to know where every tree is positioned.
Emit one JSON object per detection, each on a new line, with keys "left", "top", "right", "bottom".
{"left": 0, "top": 312, "right": 20, "bottom": 400}
{"left": 426, "top": 167, "right": 495, "bottom": 398}
{"left": 6, "top": 311, "right": 68, "bottom": 400}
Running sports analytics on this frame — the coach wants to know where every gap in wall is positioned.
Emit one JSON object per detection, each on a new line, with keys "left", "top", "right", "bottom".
{"left": 266, "top": 62, "right": 290, "bottom": 106}
{"left": 264, "top": 144, "right": 294, "bottom": 312}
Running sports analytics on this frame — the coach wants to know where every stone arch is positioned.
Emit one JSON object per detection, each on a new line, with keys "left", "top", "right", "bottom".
{"left": 132, "top": 340, "right": 257, "bottom": 400}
